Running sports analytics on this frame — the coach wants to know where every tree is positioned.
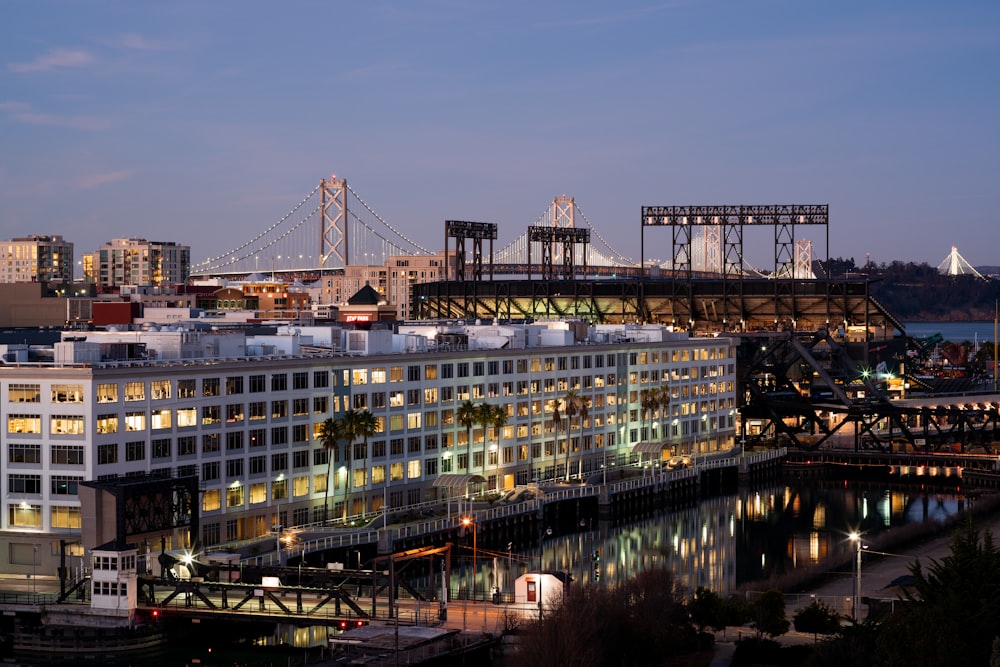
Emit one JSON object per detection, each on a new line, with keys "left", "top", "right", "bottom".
{"left": 456, "top": 399, "right": 478, "bottom": 474}
{"left": 317, "top": 417, "right": 345, "bottom": 525}
{"left": 474, "top": 402, "right": 494, "bottom": 478}
{"left": 343, "top": 409, "right": 378, "bottom": 519}
{"left": 486, "top": 403, "right": 508, "bottom": 493}
{"left": 688, "top": 586, "right": 725, "bottom": 635}
{"left": 875, "top": 522, "right": 1000, "bottom": 667}
{"left": 751, "top": 589, "right": 790, "bottom": 639}
{"left": 548, "top": 398, "right": 563, "bottom": 479}
{"left": 793, "top": 598, "right": 842, "bottom": 640}
{"left": 562, "top": 389, "right": 582, "bottom": 481}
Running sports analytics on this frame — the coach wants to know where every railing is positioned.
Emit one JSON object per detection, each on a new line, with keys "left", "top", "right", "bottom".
{"left": 241, "top": 451, "right": 789, "bottom": 564}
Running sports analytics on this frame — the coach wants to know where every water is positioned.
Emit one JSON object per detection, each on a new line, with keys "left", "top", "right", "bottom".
{"left": 903, "top": 321, "right": 998, "bottom": 343}
{"left": 479, "top": 477, "right": 968, "bottom": 598}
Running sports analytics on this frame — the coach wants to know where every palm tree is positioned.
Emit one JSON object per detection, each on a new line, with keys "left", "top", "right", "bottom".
{"left": 456, "top": 399, "right": 478, "bottom": 474}
{"left": 562, "top": 389, "right": 582, "bottom": 482}
{"left": 548, "top": 398, "right": 564, "bottom": 481}
{"left": 487, "top": 404, "right": 509, "bottom": 493}
{"left": 639, "top": 387, "right": 661, "bottom": 473}
{"left": 575, "top": 395, "right": 591, "bottom": 480}
{"left": 343, "top": 409, "right": 378, "bottom": 519}
{"left": 317, "top": 417, "right": 345, "bottom": 525}
{"left": 474, "top": 402, "right": 495, "bottom": 478}
{"left": 658, "top": 385, "right": 672, "bottom": 454}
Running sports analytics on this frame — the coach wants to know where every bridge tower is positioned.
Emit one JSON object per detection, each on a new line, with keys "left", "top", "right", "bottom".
{"left": 552, "top": 195, "right": 575, "bottom": 228}
{"left": 795, "top": 239, "right": 815, "bottom": 279}
{"left": 320, "top": 177, "right": 349, "bottom": 268}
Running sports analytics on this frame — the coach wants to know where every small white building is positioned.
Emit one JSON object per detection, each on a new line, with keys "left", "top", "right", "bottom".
{"left": 90, "top": 541, "right": 138, "bottom": 618}
{"left": 514, "top": 571, "right": 568, "bottom": 613}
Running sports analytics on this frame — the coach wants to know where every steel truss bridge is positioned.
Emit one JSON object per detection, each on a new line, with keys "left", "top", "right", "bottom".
{"left": 737, "top": 329, "right": 1000, "bottom": 456}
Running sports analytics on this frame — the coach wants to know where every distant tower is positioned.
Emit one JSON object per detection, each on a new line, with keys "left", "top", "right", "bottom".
{"left": 795, "top": 239, "right": 815, "bottom": 279}
{"left": 320, "top": 177, "right": 349, "bottom": 268}
{"left": 552, "top": 195, "right": 575, "bottom": 228}
{"left": 937, "top": 246, "right": 984, "bottom": 278}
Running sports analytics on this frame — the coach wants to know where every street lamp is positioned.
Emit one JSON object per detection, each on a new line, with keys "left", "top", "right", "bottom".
{"left": 462, "top": 517, "right": 477, "bottom": 600}
{"left": 849, "top": 532, "right": 867, "bottom": 622}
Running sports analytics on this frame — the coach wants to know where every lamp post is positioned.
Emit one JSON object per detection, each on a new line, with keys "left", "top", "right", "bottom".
{"left": 462, "top": 517, "right": 477, "bottom": 600}
{"left": 849, "top": 532, "right": 865, "bottom": 621}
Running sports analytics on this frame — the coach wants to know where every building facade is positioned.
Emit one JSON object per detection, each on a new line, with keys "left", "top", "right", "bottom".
{"left": 0, "top": 235, "right": 74, "bottom": 284}
{"left": 0, "top": 322, "right": 736, "bottom": 575}
{"left": 86, "top": 238, "right": 190, "bottom": 287}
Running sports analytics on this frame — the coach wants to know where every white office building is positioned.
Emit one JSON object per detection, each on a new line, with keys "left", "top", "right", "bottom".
{"left": 0, "top": 321, "right": 737, "bottom": 575}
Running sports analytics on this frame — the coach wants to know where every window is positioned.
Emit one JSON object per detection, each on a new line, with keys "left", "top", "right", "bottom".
{"left": 125, "top": 412, "right": 146, "bottom": 432}
{"left": 457, "top": 363, "right": 469, "bottom": 378}
{"left": 226, "top": 431, "right": 244, "bottom": 451}
{"left": 313, "top": 396, "right": 328, "bottom": 413}
{"left": 271, "top": 374, "right": 287, "bottom": 391}
{"left": 226, "top": 485, "right": 244, "bottom": 508}
{"left": 178, "top": 436, "right": 196, "bottom": 456}
{"left": 226, "top": 403, "right": 244, "bottom": 423}
{"left": 271, "top": 452, "right": 287, "bottom": 471}
{"left": 152, "top": 438, "right": 171, "bottom": 459}
{"left": 390, "top": 367, "right": 404, "bottom": 382}
{"left": 226, "top": 376, "right": 244, "bottom": 395}
{"left": 293, "top": 450, "right": 309, "bottom": 469}
{"left": 249, "top": 374, "right": 266, "bottom": 393}
{"left": 177, "top": 407, "right": 197, "bottom": 428}
{"left": 249, "top": 455, "right": 266, "bottom": 475}
{"left": 249, "top": 428, "right": 266, "bottom": 448}
{"left": 424, "top": 364, "right": 437, "bottom": 380}
{"left": 473, "top": 361, "right": 485, "bottom": 376}
{"left": 150, "top": 380, "right": 171, "bottom": 400}
{"left": 202, "top": 489, "right": 221, "bottom": 512}
{"left": 96, "top": 383, "right": 118, "bottom": 403}
{"left": 9, "top": 384, "right": 40, "bottom": 403}
{"left": 202, "top": 405, "right": 221, "bottom": 425}
{"left": 7, "top": 444, "right": 42, "bottom": 463}
{"left": 50, "top": 415, "right": 84, "bottom": 435}
{"left": 51, "top": 384, "right": 83, "bottom": 403}
{"left": 272, "top": 400, "right": 288, "bottom": 419}
{"left": 53, "top": 445, "right": 84, "bottom": 465}
{"left": 202, "top": 461, "right": 220, "bottom": 481}
{"left": 249, "top": 482, "right": 266, "bottom": 504}
{"left": 293, "top": 476, "right": 309, "bottom": 497}
{"left": 124, "top": 381, "right": 145, "bottom": 402}
{"left": 293, "top": 372, "right": 309, "bottom": 390}
{"left": 51, "top": 475, "right": 81, "bottom": 495}
{"left": 125, "top": 441, "right": 145, "bottom": 462}
{"left": 8, "top": 414, "right": 41, "bottom": 434}
{"left": 408, "top": 365, "right": 421, "bottom": 382}
{"left": 151, "top": 409, "right": 171, "bottom": 430}
{"left": 272, "top": 479, "right": 287, "bottom": 501}
{"left": 177, "top": 379, "right": 196, "bottom": 398}
{"left": 292, "top": 398, "right": 309, "bottom": 416}
{"left": 9, "top": 474, "right": 41, "bottom": 494}
{"left": 293, "top": 424, "right": 308, "bottom": 444}
{"left": 9, "top": 503, "right": 41, "bottom": 527}
{"left": 98, "top": 444, "right": 118, "bottom": 464}
{"left": 249, "top": 401, "right": 266, "bottom": 420}
{"left": 202, "top": 378, "right": 220, "bottom": 397}
{"left": 51, "top": 505, "right": 81, "bottom": 529}
{"left": 91, "top": 414, "right": 117, "bottom": 436}
{"left": 271, "top": 426, "right": 288, "bottom": 446}
{"left": 202, "top": 433, "right": 220, "bottom": 453}
{"left": 313, "top": 371, "right": 329, "bottom": 388}
{"left": 226, "top": 459, "right": 244, "bottom": 478}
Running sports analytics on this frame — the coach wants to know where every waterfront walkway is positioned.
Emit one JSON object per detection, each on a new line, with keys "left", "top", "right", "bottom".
{"left": 708, "top": 498, "right": 1000, "bottom": 665}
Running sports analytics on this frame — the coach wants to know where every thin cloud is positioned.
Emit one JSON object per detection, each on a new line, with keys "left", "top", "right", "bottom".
{"left": 111, "top": 33, "right": 177, "bottom": 51}
{"left": 0, "top": 101, "right": 31, "bottom": 112}
{"left": 9, "top": 48, "right": 96, "bottom": 73}
{"left": 76, "top": 169, "right": 135, "bottom": 190}
{"left": 8, "top": 111, "right": 111, "bottom": 132}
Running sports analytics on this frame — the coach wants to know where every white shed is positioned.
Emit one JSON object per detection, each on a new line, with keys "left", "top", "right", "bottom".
{"left": 513, "top": 571, "right": 568, "bottom": 611}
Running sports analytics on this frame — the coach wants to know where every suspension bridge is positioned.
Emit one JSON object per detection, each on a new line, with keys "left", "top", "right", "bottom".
{"left": 190, "top": 177, "right": 635, "bottom": 278}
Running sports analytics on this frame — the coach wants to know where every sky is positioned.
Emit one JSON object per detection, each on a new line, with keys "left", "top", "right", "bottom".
{"left": 2, "top": 1, "right": 999, "bottom": 269}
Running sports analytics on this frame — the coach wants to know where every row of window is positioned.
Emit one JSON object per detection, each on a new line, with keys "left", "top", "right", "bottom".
{"left": 8, "top": 504, "right": 80, "bottom": 529}
{"left": 7, "top": 474, "right": 82, "bottom": 495}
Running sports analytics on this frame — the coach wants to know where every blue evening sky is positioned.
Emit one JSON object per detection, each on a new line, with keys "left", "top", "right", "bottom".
{"left": 1, "top": 1, "right": 998, "bottom": 268}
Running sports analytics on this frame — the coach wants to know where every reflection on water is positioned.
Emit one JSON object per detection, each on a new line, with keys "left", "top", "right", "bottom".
{"left": 508, "top": 480, "right": 966, "bottom": 596}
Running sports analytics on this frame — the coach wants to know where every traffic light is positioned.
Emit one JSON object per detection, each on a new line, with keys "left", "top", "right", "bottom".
{"left": 591, "top": 551, "right": 601, "bottom": 582}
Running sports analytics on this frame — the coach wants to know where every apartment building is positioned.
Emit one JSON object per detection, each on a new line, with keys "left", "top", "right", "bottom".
{"left": 0, "top": 235, "right": 74, "bottom": 284}
{"left": 0, "top": 321, "right": 736, "bottom": 575}
{"left": 85, "top": 238, "right": 190, "bottom": 287}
